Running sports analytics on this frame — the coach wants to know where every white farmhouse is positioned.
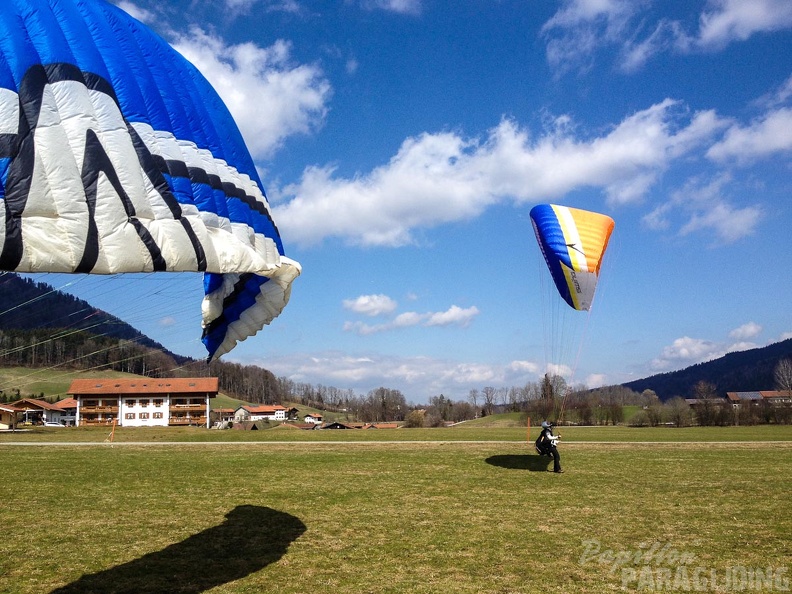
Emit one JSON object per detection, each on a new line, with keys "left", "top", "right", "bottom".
{"left": 68, "top": 378, "right": 218, "bottom": 428}
{"left": 234, "top": 404, "right": 288, "bottom": 423}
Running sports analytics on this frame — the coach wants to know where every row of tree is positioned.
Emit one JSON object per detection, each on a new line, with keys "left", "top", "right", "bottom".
{"left": 0, "top": 329, "right": 179, "bottom": 378}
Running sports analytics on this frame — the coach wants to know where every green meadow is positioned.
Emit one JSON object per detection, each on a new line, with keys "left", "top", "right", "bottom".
{"left": 1, "top": 425, "right": 790, "bottom": 593}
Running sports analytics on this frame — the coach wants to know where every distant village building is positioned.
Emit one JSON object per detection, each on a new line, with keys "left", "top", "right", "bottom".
{"left": 68, "top": 378, "right": 218, "bottom": 428}
{"left": 0, "top": 403, "right": 22, "bottom": 430}
{"left": 54, "top": 397, "right": 77, "bottom": 426}
{"left": 212, "top": 408, "right": 237, "bottom": 426}
{"left": 726, "top": 391, "right": 792, "bottom": 408}
{"left": 234, "top": 404, "right": 288, "bottom": 423}
{"left": 233, "top": 405, "right": 299, "bottom": 423}
{"left": 304, "top": 413, "right": 323, "bottom": 424}
{"left": 9, "top": 398, "right": 65, "bottom": 426}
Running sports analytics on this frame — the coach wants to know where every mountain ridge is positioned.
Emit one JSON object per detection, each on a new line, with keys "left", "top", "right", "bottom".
{"left": 621, "top": 337, "right": 792, "bottom": 401}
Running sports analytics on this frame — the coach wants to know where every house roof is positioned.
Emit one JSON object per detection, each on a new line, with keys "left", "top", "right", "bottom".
{"left": 54, "top": 397, "right": 78, "bottom": 410}
{"left": 726, "top": 391, "right": 763, "bottom": 402}
{"left": 727, "top": 390, "right": 791, "bottom": 402}
{"left": 239, "top": 405, "right": 287, "bottom": 414}
{"left": 305, "top": 413, "right": 323, "bottom": 418}
{"left": 68, "top": 377, "right": 219, "bottom": 396}
{"left": 362, "top": 423, "right": 399, "bottom": 429}
{"left": 322, "top": 421, "right": 355, "bottom": 429}
{"left": 273, "top": 422, "right": 301, "bottom": 429}
{"left": 0, "top": 403, "right": 23, "bottom": 413}
{"left": 10, "top": 398, "right": 61, "bottom": 411}
{"left": 760, "top": 390, "right": 792, "bottom": 399}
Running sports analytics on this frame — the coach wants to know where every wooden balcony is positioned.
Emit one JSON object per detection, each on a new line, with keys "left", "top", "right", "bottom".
{"left": 169, "top": 416, "right": 207, "bottom": 426}
{"left": 80, "top": 418, "right": 117, "bottom": 426}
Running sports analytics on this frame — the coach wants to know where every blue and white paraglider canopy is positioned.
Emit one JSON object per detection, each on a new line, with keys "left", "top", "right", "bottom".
{"left": 0, "top": 0, "right": 300, "bottom": 360}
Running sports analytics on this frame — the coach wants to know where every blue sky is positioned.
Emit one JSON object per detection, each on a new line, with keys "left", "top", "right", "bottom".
{"left": 50, "top": 0, "right": 792, "bottom": 402}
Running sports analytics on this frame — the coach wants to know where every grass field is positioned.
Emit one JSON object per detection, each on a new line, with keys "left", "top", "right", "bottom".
{"left": 1, "top": 426, "right": 790, "bottom": 593}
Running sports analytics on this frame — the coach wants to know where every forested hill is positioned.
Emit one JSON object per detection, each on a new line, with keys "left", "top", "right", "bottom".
{"left": 0, "top": 273, "right": 188, "bottom": 363}
{"left": 622, "top": 338, "right": 792, "bottom": 401}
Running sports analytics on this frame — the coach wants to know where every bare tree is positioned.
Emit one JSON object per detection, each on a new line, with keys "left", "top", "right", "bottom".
{"left": 482, "top": 386, "right": 498, "bottom": 416}
{"left": 664, "top": 396, "right": 692, "bottom": 427}
{"left": 692, "top": 381, "right": 719, "bottom": 426}
{"left": 506, "top": 387, "right": 521, "bottom": 412}
{"left": 468, "top": 389, "right": 480, "bottom": 416}
{"left": 774, "top": 358, "right": 792, "bottom": 394}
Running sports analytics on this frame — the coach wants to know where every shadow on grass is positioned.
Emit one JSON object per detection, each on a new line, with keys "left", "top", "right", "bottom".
{"left": 51, "top": 505, "right": 306, "bottom": 594}
{"left": 485, "top": 454, "right": 552, "bottom": 472}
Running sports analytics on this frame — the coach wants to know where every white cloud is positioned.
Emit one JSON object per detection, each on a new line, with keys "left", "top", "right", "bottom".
{"left": 695, "top": 0, "right": 792, "bottom": 50}
{"left": 158, "top": 316, "right": 177, "bottom": 327}
{"left": 343, "top": 294, "right": 398, "bottom": 317}
{"left": 541, "top": 0, "right": 792, "bottom": 74}
{"left": 114, "top": 0, "right": 155, "bottom": 23}
{"left": 650, "top": 329, "right": 767, "bottom": 372}
{"left": 725, "top": 341, "right": 757, "bottom": 354}
{"left": 545, "top": 363, "right": 574, "bottom": 379}
{"left": 706, "top": 107, "right": 792, "bottom": 163}
{"left": 651, "top": 336, "right": 721, "bottom": 370}
{"left": 425, "top": 305, "right": 479, "bottom": 328}
{"left": 173, "top": 30, "right": 331, "bottom": 159}
{"left": 541, "top": 0, "right": 642, "bottom": 74}
{"left": 678, "top": 201, "right": 763, "bottom": 244}
{"left": 344, "top": 304, "right": 480, "bottom": 335}
{"left": 762, "top": 75, "right": 792, "bottom": 108}
{"left": 643, "top": 173, "right": 763, "bottom": 244}
{"left": 225, "top": 0, "right": 256, "bottom": 9}
{"left": 392, "top": 311, "right": 426, "bottom": 328}
{"left": 729, "top": 322, "right": 762, "bottom": 340}
{"left": 276, "top": 101, "right": 726, "bottom": 247}
{"left": 585, "top": 373, "right": 608, "bottom": 388}
{"left": 359, "top": 0, "right": 421, "bottom": 15}
{"left": 508, "top": 360, "right": 541, "bottom": 375}
{"left": 249, "top": 350, "right": 545, "bottom": 401}
{"left": 222, "top": 0, "right": 304, "bottom": 13}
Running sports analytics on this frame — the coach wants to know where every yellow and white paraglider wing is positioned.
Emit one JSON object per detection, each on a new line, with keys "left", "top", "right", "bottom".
{"left": 529, "top": 204, "right": 615, "bottom": 311}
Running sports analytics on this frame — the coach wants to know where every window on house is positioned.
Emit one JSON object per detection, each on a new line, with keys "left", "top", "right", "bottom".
{"left": 153, "top": 412, "right": 163, "bottom": 419}
{"left": 125, "top": 400, "right": 135, "bottom": 407}
{"left": 139, "top": 400, "right": 149, "bottom": 407}
{"left": 125, "top": 413, "right": 135, "bottom": 420}
{"left": 153, "top": 399, "right": 163, "bottom": 407}
{"left": 139, "top": 412, "right": 149, "bottom": 420}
